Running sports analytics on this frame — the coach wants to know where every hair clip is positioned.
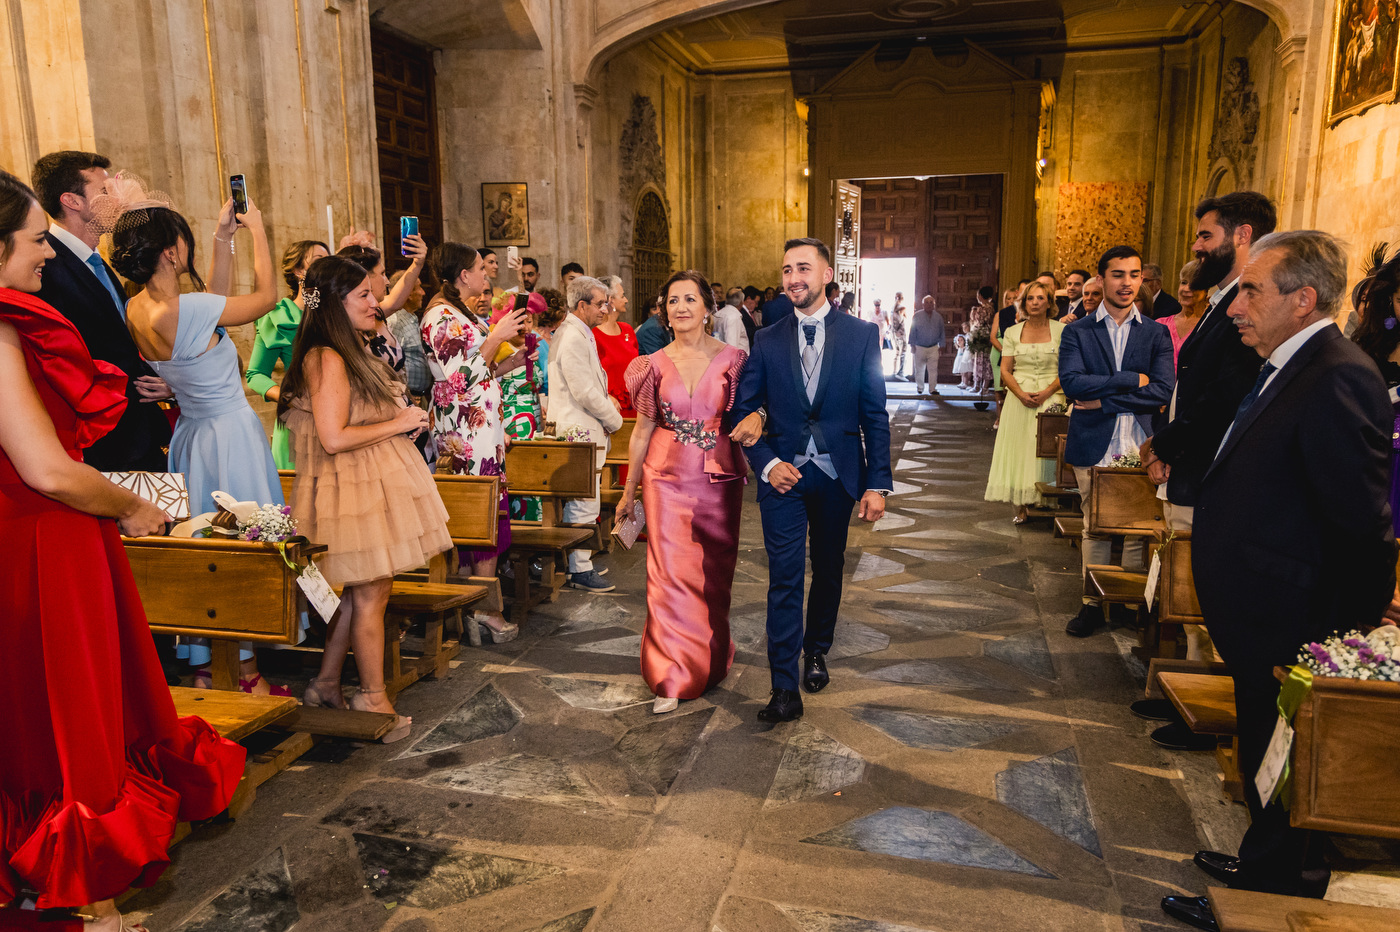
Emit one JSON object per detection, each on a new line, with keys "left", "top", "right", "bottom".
{"left": 303, "top": 287, "right": 321, "bottom": 312}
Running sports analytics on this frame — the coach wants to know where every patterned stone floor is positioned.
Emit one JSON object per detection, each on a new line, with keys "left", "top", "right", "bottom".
{"left": 127, "top": 390, "right": 1372, "bottom": 932}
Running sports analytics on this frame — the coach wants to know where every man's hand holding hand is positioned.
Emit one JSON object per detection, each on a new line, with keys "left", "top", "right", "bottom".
{"left": 729, "top": 412, "right": 763, "bottom": 446}
{"left": 1074, "top": 399, "right": 1102, "bottom": 411}
{"left": 767, "top": 461, "right": 801, "bottom": 493}
{"left": 858, "top": 491, "right": 886, "bottom": 522}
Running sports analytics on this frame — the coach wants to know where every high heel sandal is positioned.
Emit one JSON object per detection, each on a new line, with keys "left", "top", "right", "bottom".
{"left": 239, "top": 672, "right": 293, "bottom": 697}
{"left": 350, "top": 688, "right": 412, "bottom": 743}
{"left": 191, "top": 666, "right": 213, "bottom": 689}
{"left": 475, "top": 613, "right": 519, "bottom": 644}
{"left": 302, "top": 676, "right": 347, "bottom": 709}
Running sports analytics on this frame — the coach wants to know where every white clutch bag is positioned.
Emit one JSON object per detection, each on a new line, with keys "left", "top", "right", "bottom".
{"left": 101, "top": 471, "right": 190, "bottom": 520}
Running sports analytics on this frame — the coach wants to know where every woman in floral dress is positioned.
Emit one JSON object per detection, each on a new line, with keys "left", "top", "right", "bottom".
{"left": 421, "top": 242, "right": 530, "bottom": 641}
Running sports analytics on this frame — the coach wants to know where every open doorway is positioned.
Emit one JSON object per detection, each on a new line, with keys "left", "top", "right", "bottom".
{"left": 860, "top": 257, "right": 916, "bottom": 377}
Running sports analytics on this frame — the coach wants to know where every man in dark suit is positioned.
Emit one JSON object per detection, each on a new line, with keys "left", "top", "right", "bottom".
{"left": 1058, "top": 245, "right": 1175, "bottom": 637}
{"left": 1161, "top": 231, "right": 1400, "bottom": 931}
{"left": 761, "top": 289, "right": 795, "bottom": 327}
{"left": 1141, "top": 263, "right": 1182, "bottom": 319}
{"left": 732, "top": 238, "right": 892, "bottom": 722}
{"left": 31, "top": 150, "right": 172, "bottom": 471}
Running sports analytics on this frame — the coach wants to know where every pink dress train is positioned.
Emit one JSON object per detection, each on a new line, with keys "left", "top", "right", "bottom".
{"left": 624, "top": 347, "right": 748, "bottom": 700}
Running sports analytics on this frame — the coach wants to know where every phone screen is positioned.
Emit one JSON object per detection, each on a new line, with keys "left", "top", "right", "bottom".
{"left": 514, "top": 292, "right": 529, "bottom": 311}
{"left": 400, "top": 216, "right": 419, "bottom": 256}
{"left": 229, "top": 175, "right": 247, "bottom": 215}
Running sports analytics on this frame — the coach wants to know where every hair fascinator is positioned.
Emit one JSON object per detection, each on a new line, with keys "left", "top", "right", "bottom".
{"left": 338, "top": 229, "right": 377, "bottom": 251}
{"left": 90, "top": 171, "right": 176, "bottom": 236}
{"left": 303, "top": 287, "right": 321, "bottom": 312}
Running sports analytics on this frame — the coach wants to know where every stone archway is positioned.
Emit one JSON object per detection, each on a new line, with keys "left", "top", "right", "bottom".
{"left": 632, "top": 189, "right": 673, "bottom": 317}
{"left": 616, "top": 94, "right": 673, "bottom": 318}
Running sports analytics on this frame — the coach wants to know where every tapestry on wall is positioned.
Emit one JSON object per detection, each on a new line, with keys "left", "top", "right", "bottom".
{"left": 1327, "top": 0, "right": 1400, "bottom": 124}
{"left": 1054, "top": 183, "right": 1148, "bottom": 280}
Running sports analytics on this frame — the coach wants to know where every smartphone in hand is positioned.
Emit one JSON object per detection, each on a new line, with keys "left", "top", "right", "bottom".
{"left": 229, "top": 174, "right": 248, "bottom": 215}
{"left": 506, "top": 245, "right": 520, "bottom": 268}
{"left": 400, "top": 216, "right": 419, "bottom": 256}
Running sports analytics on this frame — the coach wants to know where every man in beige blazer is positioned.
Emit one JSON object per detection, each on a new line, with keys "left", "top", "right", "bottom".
{"left": 548, "top": 275, "right": 624, "bottom": 591}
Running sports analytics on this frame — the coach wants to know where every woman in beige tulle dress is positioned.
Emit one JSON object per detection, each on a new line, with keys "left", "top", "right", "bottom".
{"left": 277, "top": 255, "right": 451, "bottom": 742}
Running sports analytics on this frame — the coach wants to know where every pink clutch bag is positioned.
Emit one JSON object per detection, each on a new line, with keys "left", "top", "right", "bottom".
{"left": 612, "top": 502, "right": 646, "bottom": 550}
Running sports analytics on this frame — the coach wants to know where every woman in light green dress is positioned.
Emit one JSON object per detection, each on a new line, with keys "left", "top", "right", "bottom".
{"left": 984, "top": 281, "right": 1064, "bottom": 522}
{"left": 245, "top": 240, "right": 328, "bottom": 468}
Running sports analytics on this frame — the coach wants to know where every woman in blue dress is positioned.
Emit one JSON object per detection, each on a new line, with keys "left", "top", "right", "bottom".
{"left": 112, "top": 192, "right": 285, "bottom": 694}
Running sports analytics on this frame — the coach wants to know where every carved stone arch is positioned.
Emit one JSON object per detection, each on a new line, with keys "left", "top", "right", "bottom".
{"left": 617, "top": 94, "right": 672, "bottom": 318}
{"left": 631, "top": 185, "right": 673, "bottom": 316}
{"left": 1206, "top": 159, "right": 1238, "bottom": 198}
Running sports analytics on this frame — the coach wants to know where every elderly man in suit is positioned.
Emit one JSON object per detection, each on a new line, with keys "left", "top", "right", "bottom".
{"left": 548, "top": 275, "right": 623, "bottom": 593}
{"left": 1058, "top": 245, "right": 1175, "bottom": 637}
{"left": 731, "top": 238, "right": 892, "bottom": 723}
{"left": 1161, "top": 231, "right": 1400, "bottom": 931}
{"left": 31, "top": 150, "right": 172, "bottom": 471}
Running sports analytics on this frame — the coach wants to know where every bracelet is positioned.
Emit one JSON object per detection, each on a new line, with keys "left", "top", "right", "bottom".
{"left": 214, "top": 234, "right": 234, "bottom": 254}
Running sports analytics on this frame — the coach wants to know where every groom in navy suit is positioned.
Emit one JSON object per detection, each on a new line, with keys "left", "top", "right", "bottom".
{"left": 732, "top": 238, "right": 892, "bottom": 722}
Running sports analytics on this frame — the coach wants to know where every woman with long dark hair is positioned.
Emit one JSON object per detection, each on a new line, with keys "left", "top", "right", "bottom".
{"left": 246, "top": 239, "right": 330, "bottom": 468}
{"left": 1351, "top": 243, "right": 1400, "bottom": 535}
{"left": 421, "top": 242, "right": 530, "bottom": 642}
{"left": 279, "top": 256, "right": 450, "bottom": 739}
{"left": 112, "top": 185, "right": 287, "bottom": 695}
{"left": 616, "top": 270, "right": 747, "bottom": 714}
{"left": 0, "top": 170, "right": 243, "bottom": 930}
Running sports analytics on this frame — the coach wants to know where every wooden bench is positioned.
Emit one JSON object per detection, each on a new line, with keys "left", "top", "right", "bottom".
{"left": 1087, "top": 466, "right": 1165, "bottom": 536}
{"left": 1035, "top": 433, "right": 1082, "bottom": 518}
{"left": 1053, "top": 515, "right": 1084, "bottom": 542}
{"left": 1208, "top": 886, "right": 1400, "bottom": 932}
{"left": 1157, "top": 669, "right": 1243, "bottom": 800}
{"left": 503, "top": 439, "right": 602, "bottom": 612}
{"left": 597, "top": 418, "right": 636, "bottom": 548}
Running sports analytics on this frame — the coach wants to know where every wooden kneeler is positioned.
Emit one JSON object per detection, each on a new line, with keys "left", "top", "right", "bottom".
{"left": 597, "top": 418, "right": 636, "bottom": 550}
{"left": 503, "top": 440, "right": 603, "bottom": 617}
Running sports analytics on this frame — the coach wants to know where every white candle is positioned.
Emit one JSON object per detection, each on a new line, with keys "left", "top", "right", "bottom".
{"left": 326, "top": 205, "right": 334, "bottom": 249}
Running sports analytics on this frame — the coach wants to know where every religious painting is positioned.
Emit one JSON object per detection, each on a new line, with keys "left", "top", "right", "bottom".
{"left": 481, "top": 182, "right": 529, "bottom": 247}
{"left": 1053, "top": 183, "right": 1148, "bottom": 281}
{"left": 1327, "top": 0, "right": 1400, "bottom": 124}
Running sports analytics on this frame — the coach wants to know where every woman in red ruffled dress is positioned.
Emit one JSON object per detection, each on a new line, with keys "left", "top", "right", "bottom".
{"left": 0, "top": 172, "right": 245, "bottom": 929}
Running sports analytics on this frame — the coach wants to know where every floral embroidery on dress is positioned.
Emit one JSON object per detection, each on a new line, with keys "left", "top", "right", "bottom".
{"left": 660, "top": 400, "right": 718, "bottom": 450}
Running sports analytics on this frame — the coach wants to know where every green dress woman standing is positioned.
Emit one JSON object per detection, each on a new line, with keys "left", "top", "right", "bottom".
{"left": 245, "top": 240, "right": 328, "bottom": 468}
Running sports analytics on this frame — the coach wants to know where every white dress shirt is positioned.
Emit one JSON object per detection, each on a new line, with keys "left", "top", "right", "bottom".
{"left": 1095, "top": 304, "right": 1148, "bottom": 466}
{"left": 1215, "top": 317, "right": 1335, "bottom": 455}
{"left": 49, "top": 222, "right": 96, "bottom": 266}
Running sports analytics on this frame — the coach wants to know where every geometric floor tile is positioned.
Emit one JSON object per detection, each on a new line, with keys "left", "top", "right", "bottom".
{"left": 176, "top": 847, "right": 299, "bottom": 932}
{"left": 995, "top": 748, "right": 1102, "bottom": 857}
{"left": 978, "top": 559, "right": 1034, "bottom": 590}
{"left": 420, "top": 753, "right": 598, "bottom": 807}
{"left": 573, "top": 634, "right": 643, "bottom": 657}
{"left": 526, "top": 909, "right": 597, "bottom": 932}
{"left": 862, "top": 660, "right": 1011, "bottom": 690}
{"left": 398, "top": 683, "right": 522, "bottom": 759}
{"left": 354, "top": 832, "right": 562, "bottom": 908}
{"left": 541, "top": 675, "right": 654, "bottom": 711}
{"left": 616, "top": 707, "right": 716, "bottom": 795}
{"left": 983, "top": 630, "right": 1057, "bottom": 681}
{"left": 853, "top": 707, "right": 1024, "bottom": 751}
{"left": 802, "top": 806, "right": 1052, "bottom": 877}
{"left": 889, "top": 479, "right": 923, "bottom": 495}
{"left": 872, "top": 512, "right": 917, "bottom": 532}
{"left": 766, "top": 723, "right": 866, "bottom": 807}
{"left": 829, "top": 621, "right": 892, "bottom": 659}
{"left": 852, "top": 551, "right": 907, "bottom": 581}
{"left": 779, "top": 904, "right": 942, "bottom": 932}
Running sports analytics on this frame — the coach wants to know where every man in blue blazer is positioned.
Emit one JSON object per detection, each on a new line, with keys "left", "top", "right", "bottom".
{"left": 732, "top": 238, "right": 892, "bottom": 722}
{"left": 1059, "top": 245, "right": 1175, "bottom": 637}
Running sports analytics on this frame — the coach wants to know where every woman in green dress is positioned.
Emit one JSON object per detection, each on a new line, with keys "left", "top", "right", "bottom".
{"left": 984, "top": 281, "right": 1064, "bottom": 523}
{"left": 490, "top": 293, "right": 545, "bottom": 521}
{"left": 246, "top": 240, "right": 328, "bottom": 468}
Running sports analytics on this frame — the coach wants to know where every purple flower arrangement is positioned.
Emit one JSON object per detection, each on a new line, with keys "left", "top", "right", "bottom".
{"left": 1297, "top": 628, "right": 1400, "bottom": 682}
{"left": 237, "top": 503, "right": 298, "bottom": 543}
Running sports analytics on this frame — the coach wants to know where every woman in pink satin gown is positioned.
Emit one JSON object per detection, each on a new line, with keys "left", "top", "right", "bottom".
{"left": 618, "top": 271, "right": 747, "bottom": 713}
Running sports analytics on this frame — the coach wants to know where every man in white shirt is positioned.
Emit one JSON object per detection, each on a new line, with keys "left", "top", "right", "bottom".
{"left": 713, "top": 287, "right": 749, "bottom": 353}
{"left": 547, "top": 276, "right": 623, "bottom": 592}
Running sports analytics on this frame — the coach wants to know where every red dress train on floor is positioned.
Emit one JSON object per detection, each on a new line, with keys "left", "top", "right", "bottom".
{"left": 0, "top": 289, "right": 245, "bottom": 909}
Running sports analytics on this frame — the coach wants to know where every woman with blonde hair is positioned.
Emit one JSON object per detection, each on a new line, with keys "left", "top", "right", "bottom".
{"left": 1156, "top": 259, "right": 1207, "bottom": 367}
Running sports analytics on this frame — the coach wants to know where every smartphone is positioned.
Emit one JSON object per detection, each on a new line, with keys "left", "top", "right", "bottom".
{"left": 400, "top": 215, "right": 419, "bottom": 256}
{"left": 513, "top": 292, "right": 529, "bottom": 311}
{"left": 506, "top": 245, "right": 520, "bottom": 267}
{"left": 229, "top": 174, "right": 247, "bottom": 215}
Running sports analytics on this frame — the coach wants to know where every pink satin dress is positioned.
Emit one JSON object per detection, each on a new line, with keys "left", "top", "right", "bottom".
{"left": 625, "top": 346, "right": 748, "bottom": 700}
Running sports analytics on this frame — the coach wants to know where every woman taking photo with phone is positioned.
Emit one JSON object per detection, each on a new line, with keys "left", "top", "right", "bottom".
{"left": 617, "top": 271, "right": 747, "bottom": 714}
{"left": 0, "top": 169, "right": 244, "bottom": 931}
{"left": 278, "top": 255, "right": 451, "bottom": 739}
{"left": 422, "top": 242, "right": 531, "bottom": 642}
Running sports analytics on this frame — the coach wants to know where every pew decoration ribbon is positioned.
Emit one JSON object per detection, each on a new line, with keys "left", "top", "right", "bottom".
{"left": 274, "top": 537, "right": 342, "bottom": 622}
{"left": 1297, "top": 627, "right": 1400, "bottom": 681}
{"left": 1257, "top": 665, "right": 1313, "bottom": 806}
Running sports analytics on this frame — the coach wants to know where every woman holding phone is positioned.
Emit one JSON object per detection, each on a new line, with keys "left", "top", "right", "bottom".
{"left": 422, "top": 242, "right": 530, "bottom": 641}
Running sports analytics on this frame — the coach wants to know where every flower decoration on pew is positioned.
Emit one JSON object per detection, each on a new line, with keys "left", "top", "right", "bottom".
{"left": 562, "top": 426, "right": 594, "bottom": 443}
{"left": 236, "top": 504, "right": 299, "bottom": 543}
{"left": 1107, "top": 452, "right": 1143, "bottom": 468}
{"left": 1297, "top": 627, "right": 1400, "bottom": 681}
{"left": 1042, "top": 402, "right": 1069, "bottom": 415}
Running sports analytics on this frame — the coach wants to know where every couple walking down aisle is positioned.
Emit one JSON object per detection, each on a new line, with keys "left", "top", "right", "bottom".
{"left": 620, "top": 241, "right": 892, "bottom": 721}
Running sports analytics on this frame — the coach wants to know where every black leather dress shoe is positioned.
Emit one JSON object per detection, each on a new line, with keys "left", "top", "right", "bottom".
{"left": 1151, "top": 722, "right": 1218, "bottom": 751}
{"left": 1161, "top": 895, "right": 1218, "bottom": 931}
{"left": 1130, "top": 698, "right": 1177, "bottom": 721}
{"left": 803, "top": 652, "right": 829, "bottom": 693}
{"left": 1193, "top": 850, "right": 1241, "bottom": 886}
{"left": 1065, "top": 603, "right": 1105, "bottom": 637}
{"left": 757, "top": 689, "right": 804, "bottom": 723}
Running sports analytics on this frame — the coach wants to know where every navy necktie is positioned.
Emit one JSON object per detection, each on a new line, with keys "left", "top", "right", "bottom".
{"left": 1234, "top": 361, "right": 1277, "bottom": 421}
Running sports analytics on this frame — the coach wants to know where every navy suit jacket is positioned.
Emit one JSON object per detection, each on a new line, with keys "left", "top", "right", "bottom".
{"left": 35, "top": 232, "right": 171, "bottom": 471}
{"left": 761, "top": 293, "right": 795, "bottom": 327}
{"left": 733, "top": 305, "right": 892, "bottom": 501}
{"left": 1058, "top": 312, "right": 1175, "bottom": 467}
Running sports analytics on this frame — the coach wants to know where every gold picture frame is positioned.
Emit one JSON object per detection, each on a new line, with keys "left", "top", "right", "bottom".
{"left": 1326, "top": 0, "right": 1400, "bottom": 124}
{"left": 481, "top": 182, "right": 529, "bottom": 247}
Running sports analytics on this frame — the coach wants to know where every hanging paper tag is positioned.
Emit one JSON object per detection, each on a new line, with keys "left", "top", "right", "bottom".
{"left": 1255, "top": 714, "right": 1294, "bottom": 805}
{"left": 1144, "top": 550, "right": 1162, "bottom": 611}
{"left": 297, "top": 563, "right": 341, "bottom": 622}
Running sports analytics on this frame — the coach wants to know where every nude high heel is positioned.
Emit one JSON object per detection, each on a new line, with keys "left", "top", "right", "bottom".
{"left": 302, "top": 676, "right": 347, "bottom": 709}
{"left": 350, "top": 687, "right": 412, "bottom": 743}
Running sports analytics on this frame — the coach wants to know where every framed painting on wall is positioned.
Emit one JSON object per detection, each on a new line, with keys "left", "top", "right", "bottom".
{"left": 1327, "top": 0, "right": 1400, "bottom": 124}
{"left": 481, "top": 182, "right": 529, "bottom": 247}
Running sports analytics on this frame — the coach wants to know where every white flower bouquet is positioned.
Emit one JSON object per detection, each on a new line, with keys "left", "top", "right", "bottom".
{"left": 236, "top": 504, "right": 298, "bottom": 543}
{"left": 1108, "top": 452, "right": 1143, "bottom": 468}
{"left": 562, "top": 426, "right": 593, "bottom": 443}
{"left": 1298, "top": 627, "right": 1400, "bottom": 682}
